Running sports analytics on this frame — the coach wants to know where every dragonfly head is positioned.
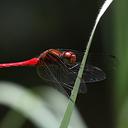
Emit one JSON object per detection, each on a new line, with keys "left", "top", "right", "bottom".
{"left": 62, "top": 51, "right": 76, "bottom": 64}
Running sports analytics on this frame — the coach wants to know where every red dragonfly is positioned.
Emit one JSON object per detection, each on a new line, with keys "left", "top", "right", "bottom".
{"left": 0, "top": 49, "right": 106, "bottom": 94}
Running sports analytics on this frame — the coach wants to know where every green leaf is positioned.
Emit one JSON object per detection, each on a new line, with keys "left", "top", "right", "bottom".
{"left": 60, "top": 0, "right": 113, "bottom": 128}
{"left": 0, "top": 82, "right": 59, "bottom": 128}
{"left": 0, "top": 82, "right": 87, "bottom": 128}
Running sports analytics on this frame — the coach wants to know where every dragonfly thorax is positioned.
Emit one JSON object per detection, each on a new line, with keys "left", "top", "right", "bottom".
{"left": 38, "top": 49, "right": 59, "bottom": 64}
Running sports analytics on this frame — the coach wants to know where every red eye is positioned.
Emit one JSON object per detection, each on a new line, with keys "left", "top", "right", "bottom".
{"left": 71, "top": 54, "right": 76, "bottom": 64}
{"left": 62, "top": 51, "right": 76, "bottom": 64}
{"left": 64, "top": 52, "right": 71, "bottom": 58}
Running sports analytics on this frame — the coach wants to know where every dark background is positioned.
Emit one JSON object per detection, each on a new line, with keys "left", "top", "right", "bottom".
{"left": 0, "top": 1, "right": 114, "bottom": 128}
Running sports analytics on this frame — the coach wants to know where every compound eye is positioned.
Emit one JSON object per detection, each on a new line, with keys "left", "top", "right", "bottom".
{"left": 62, "top": 51, "right": 76, "bottom": 64}
{"left": 62, "top": 51, "right": 71, "bottom": 64}
{"left": 71, "top": 54, "right": 76, "bottom": 64}
{"left": 64, "top": 52, "right": 71, "bottom": 58}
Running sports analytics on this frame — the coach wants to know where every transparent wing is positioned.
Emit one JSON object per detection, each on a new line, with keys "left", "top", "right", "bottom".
{"left": 36, "top": 49, "right": 106, "bottom": 95}
{"left": 37, "top": 62, "right": 87, "bottom": 94}
{"left": 36, "top": 62, "right": 106, "bottom": 94}
{"left": 59, "top": 49, "right": 107, "bottom": 82}
{"left": 70, "top": 63, "right": 106, "bottom": 83}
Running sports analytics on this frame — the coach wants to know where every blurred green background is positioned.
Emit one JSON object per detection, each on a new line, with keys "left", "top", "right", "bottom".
{"left": 0, "top": 0, "right": 126, "bottom": 128}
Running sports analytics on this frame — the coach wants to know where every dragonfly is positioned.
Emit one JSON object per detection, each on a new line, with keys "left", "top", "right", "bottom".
{"left": 0, "top": 49, "right": 106, "bottom": 95}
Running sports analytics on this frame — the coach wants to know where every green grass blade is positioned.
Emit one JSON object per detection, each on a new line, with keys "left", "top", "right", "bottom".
{"left": 60, "top": 0, "right": 113, "bottom": 128}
